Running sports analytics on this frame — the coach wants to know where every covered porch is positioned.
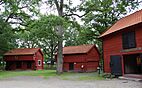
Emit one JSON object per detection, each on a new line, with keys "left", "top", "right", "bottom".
{"left": 5, "top": 61, "right": 35, "bottom": 70}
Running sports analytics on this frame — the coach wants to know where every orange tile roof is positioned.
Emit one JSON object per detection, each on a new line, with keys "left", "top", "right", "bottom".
{"left": 100, "top": 9, "right": 142, "bottom": 38}
{"left": 4, "top": 48, "right": 41, "bottom": 55}
{"left": 63, "top": 44, "right": 95, "bottom": 54}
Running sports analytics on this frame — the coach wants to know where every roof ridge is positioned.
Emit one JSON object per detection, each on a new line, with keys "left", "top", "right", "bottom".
{"left": 4, "top": 48, "right": 41, "bottom": 56}
{"left": 63, "top": 44, "right": 95, "bottom": 54}
{"left": 64, "top": 44, "right": 94, "bottom": 48}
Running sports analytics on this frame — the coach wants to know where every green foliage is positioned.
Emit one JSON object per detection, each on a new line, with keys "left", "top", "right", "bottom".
{"left": 0, "top": 18, "right": 17, "bottom": 69}
{"left": 1, "top": 0, "right": 41, "bottom": 29}
{"left": 0, "top": 0, "right": 141, "bottom": 72}
{"left": 16, "top": 15, "right": 69, "bottom": 62}
{"left": 0, "top": 19, "right": 16, "bottom": 55}
{"left": 81, "top": 0, "right": 140, "bottom": 34}
{"left": 63, "top": 0, "right": 141, "bottom": 49}
{"left": 0, "top": 0, "right": 42, "bottom": 55}
{"left": 73, "top": 0, "right": 140, "bottom": 51}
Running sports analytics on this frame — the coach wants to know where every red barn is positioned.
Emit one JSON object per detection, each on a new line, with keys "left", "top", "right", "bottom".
{"left": 100, "top": 10, "right": 142, "bottom": 77}
{"left": 57, "top": 44, "right": 100, "bottom": 72}
{"left": 4, "top": 48, "right": 44, "bottom": 70}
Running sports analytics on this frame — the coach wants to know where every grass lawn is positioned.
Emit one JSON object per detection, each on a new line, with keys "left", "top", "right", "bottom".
{"left": 59, "top": 72, "right": 105, "bottom": 80}
{"left": 0, "top": 70, "right": 56, "bottom": 79}
{"left": 0, "top": 70, "right": 105, "bottom": 80}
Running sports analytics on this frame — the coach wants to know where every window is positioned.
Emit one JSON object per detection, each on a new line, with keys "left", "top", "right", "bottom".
{"left": 122, "top": 31, "right": 136, "bottom": 49}
{"left": 38, "top": 60, "right": 41, "bottom": 66}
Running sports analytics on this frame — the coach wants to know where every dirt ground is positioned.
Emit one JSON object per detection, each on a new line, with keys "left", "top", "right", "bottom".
{"left": 0, "top": 76, "right": 141, "bottom": 88}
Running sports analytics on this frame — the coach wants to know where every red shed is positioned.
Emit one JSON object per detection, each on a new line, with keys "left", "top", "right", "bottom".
{"left": 100, "top": 10, "right": 142, "bottom": 77}
{"left": 4, "top": 48, "right": 44, "bottom": 70}
{"left": 57, "top": 44, "right": 100, "bottom": 72}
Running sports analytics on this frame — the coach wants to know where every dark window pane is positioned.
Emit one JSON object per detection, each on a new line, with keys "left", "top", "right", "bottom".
{"left": 38, "top": 60, "right": 41, "bottom": 66}
{"left": 122, "top": 31, "right": 136, "bottom": 49}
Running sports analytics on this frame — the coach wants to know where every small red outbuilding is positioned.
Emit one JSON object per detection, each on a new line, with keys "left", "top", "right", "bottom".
{"left": 4, "top": 48, "right": 44, "bottom": 70}
{"left": 100, "top": 10, "right": 142, "bottom": 77}
{"left": 58, "top": 44, "right": 100, "bottom": 72}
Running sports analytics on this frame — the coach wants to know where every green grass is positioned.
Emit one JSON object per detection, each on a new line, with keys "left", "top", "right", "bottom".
{"left": 59, "top": 72, "right": 105, "bottom": 81}
{"left": 0, "top": 70, "right": 105, "bottom": 81}
{"left": 0, "top": 70, "right": 56, "bottom": 79}
{"left": 78, "top": 75, "right": 104, "bottom": 80}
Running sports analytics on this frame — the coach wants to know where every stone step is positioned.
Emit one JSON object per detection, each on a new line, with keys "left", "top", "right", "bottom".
{"left": 119, "top": 76, "right": 142, "bottom": 82}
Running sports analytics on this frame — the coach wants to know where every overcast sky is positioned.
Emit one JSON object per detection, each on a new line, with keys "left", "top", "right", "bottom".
{"left": 39, "top": 0, "right": 142, "bottom": 15}
{"left": 1, "top": 0, "right": 142, "bottom": 27}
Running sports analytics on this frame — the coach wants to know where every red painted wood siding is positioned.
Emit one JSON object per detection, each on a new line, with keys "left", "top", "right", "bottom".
{"left": 103, "top": 23, "right": 142, "bottom": 73}
{"left": 63, "top": 54, "right": 87, "bottom": 63}
{"left": 4, "top": 50, "right": 44, "bottom": 70}
{"left": 63, "top": 62, "right": 86, "bottom": 72}
{"left": 136, "top": 24, "right": 142, "bottom": 48}
{"left": 103, "top": 32, "right": 122, "bottom": 73}
{"left": 87, "top": 47, "right": 100, "bottom": 61}
{"left": 4, "top": 55, "right": 34, "bottom": 61}
{"left": 63, "top": 46, "right": 100, "bottom": 72}
{"left": 35, "top": 51, "right": 44, "bottom": 70}
{"left": 86, "top": 62, "right": 99, "bottom": 72}
{"left": 63, "top": 54, "right": 87, "bottom": 72}
{"left": 86, "top": 47, "right": 100, "bottom": 72}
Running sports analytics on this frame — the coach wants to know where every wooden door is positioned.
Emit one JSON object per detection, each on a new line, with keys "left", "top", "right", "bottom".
{"left": 110, "top": 55, "right": 122, "bottom": 76}
{"left": 69, "top": 63, "right": 74, "bottom": 70}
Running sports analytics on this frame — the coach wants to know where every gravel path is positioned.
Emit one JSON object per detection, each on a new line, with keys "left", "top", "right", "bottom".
{"left": 0, "top": 76, "right": 141, "bottom": 88}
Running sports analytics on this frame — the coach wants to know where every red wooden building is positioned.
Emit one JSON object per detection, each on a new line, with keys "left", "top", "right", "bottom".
{"left": 58, "top": 44, "right": 100, "bottom": 72}
{"left": 100, "top": 10, "right": 142, "bottom": 76}
{"left": 4, "top": 48, "right": 44, "bottom": 70}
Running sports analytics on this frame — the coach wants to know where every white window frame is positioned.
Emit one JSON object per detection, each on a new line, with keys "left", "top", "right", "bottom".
{"left": 38, "top": 60, "right": 42, "bottom": 66}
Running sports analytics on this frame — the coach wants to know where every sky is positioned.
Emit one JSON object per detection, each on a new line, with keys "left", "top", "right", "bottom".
{"left": 39, "top": 0, "right": 142, "bottom": 25}
{"left": 39, "top": 0, "right": 142, "bottom": 14}
{"left": 0, "top": 0, "right": 142, "bottom": 27}
{"left": 39, "top": 0, "right": 82, "bottom": 15}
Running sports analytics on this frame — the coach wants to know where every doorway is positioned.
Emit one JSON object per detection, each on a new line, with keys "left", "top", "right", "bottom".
{"left": 16, "top": 61, "right": 22, "bottom": 69}
{"left": 69, "top": 63, "right": 74, "bottom": 70}
{"left": 27, "top": 61, "right": 32, "bottom": 69}
{"left": 123, "top": 54, "right": 142, "bottom": 74}
{"left": 110, "top": 55, "right": 122, "bottom": 76}
{"left": 5, "top": 61, "right": 13, "bottom": 70}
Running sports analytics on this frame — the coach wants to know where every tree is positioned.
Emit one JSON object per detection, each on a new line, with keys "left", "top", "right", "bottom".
{"left": 0, "top": 0, "right": 41, "bottom": 51}
{"left": 78, "top": 0, "right": 141, "bottom": 70}
{"left": 28, "top": 15, "right": 67, "bottom": 69}
{"left": 81, "top": 0, "right": 141, "bottom": 35}
{"left": 0, "top": 0, "right": 41, "bottom": 26}
{"left": 0, "top": 18, "right": 17, "bottom": 54}
{"left": 62, "top": 0, "right": 141, "bottom": 52}
{"left": 47, "top": 0, "right": 87, "bottom": 74}
{"left": 0, "top": 0, "right": 41, "bottom": 70}
{"left": 0, "top": 19, "right": 17, "bottom": 70}
{"left": 16, "top": 15, "right": 68, "bottom": 69}
{"left": 53, "top": 0, "right": 64, "bottom": 74}
{"left": 45, "top": 0, "right": 66, "bottom": 74}
{"left": 45, "top": 0, "right": 141, "bottom": 74}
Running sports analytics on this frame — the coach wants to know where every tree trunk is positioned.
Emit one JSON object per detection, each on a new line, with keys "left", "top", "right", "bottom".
{"left": 54, "top": 0, "right": 64, "bottom": 74}
{"left": 56, "top": 26, "right": 63, "bottom": 74}
{"left": 50, "top": 44, "right": 54, "bottom": 68}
